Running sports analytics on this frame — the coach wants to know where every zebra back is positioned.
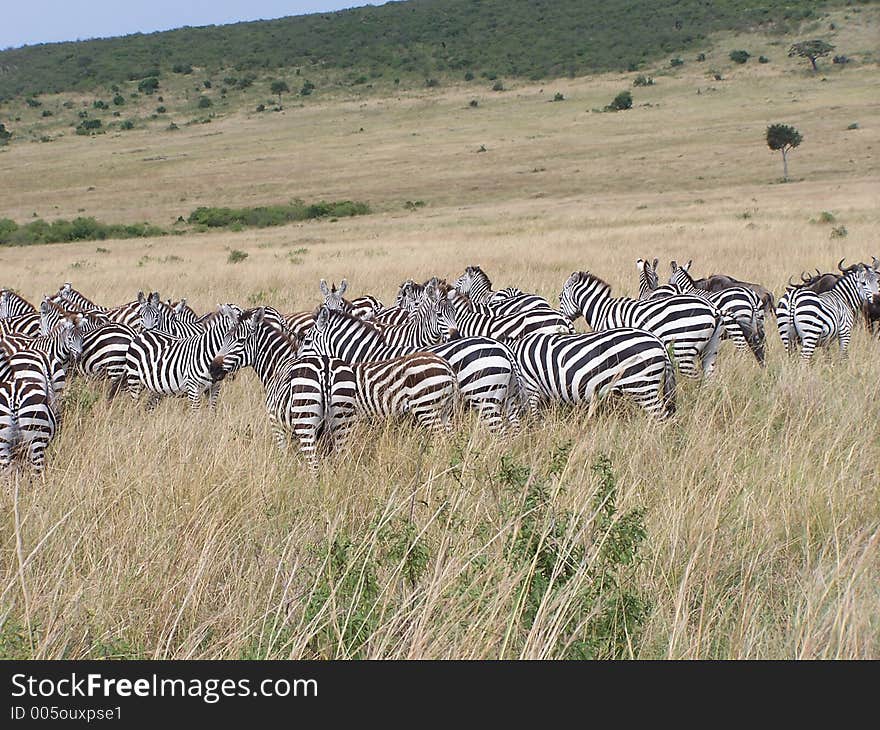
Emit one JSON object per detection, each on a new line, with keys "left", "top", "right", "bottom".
{"left": 0, "top": 290, "right": 36, "bottom": 319}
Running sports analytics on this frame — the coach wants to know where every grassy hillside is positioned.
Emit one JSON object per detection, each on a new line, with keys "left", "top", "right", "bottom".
{"left": 0, "top": 0, "right": 859, "bottom": 100}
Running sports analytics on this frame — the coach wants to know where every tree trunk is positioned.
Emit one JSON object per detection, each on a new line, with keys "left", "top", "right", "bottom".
{"left": 781, "top": 149, "right": 788, "bottom": 181}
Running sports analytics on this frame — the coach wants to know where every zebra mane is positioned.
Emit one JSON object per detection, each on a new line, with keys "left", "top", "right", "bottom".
{"left": 567, "top": 271, "right": 611, "bottom": 292}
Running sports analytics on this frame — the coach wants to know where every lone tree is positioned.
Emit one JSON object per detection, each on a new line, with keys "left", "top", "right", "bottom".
{"left": 788, "top": 40, "right": 835, "bottom": 72}
{"left": 270, "top": 80, "right": 290, "bottom": 108}
{"left": 766, "top": 124, "right": 802, "bottom": 181}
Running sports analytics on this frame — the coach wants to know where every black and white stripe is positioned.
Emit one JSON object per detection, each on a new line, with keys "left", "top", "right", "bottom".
{"left": 454, "top": 266, "right": 556, "bottom": 315}
{"left": 782, "top": 264, "right": 879, "bottom": 361}
{"left": 123, "top": 305, "right": 241, "bottom": 409}
{"left": 0, "top": 290, "right": 37, "bottom": 319}
{"left": 438, "top": 291, "right": 574, "bottom": 342}
{"left": 558, "top": 271, "right": 725, "bottom": 378}
{"left": 511, "top": 329, "right": 676, "bottom": 419}
{"left": 298, "top": 307, "right": 524, "bottom": 431}
{"left": 0, "top": 368, "right": 58, "bottom": 474}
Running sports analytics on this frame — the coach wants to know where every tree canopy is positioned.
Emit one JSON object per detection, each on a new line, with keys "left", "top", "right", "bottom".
{"left": 788, "top": 39, "right": 835, "bottom": 71}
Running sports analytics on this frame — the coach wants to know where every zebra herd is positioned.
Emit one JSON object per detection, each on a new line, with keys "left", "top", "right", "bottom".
{"left": 1, "top": 256, "right": 878, "bottom": 472}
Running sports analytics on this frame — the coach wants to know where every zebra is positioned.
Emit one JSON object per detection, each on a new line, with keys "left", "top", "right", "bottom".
{"left": 54, "top": 283, "right": 144, "bottom": 329}
{"left": 558, "top": 271, "right": 726, "bottom": 378}
{"left": 298, "top": 306, "right": 525, "bottom": 431}
{"left": 319, "top": 279, "right": 385, "bottom": 319}
{"left": 782, "top": 263, "right": 879, "bottom": 361}
{"left": 0, "top": 290, "right": 36, "bottom": 319}
{"left": 1, "top": 317, "right": 84, "bottom": 392}
{"left": 0, "top": 309, "right": 43, "bottom": 338}
{"left": 636, "top": 259, "right": 677, "bottom": 300}
{"left": 669, "top": 260, "right": 765, "bottom": 365}
{"left": 0, "top": 341, "right": 65, "bottom": 416}
{"left": 80, "top": 322, "right": 139, "bottom": 392}
{"left": 437, "top": 290, "right": 574, "bottom": 342}
{"left": 510, "top": 329, "right": 676, "bottom": 420}
{"left": 0, "top": 369, "right": 58, "bottom": 474}
{"left": 454, "top": 266, "right": 557, "bottom": 315}
{"left": 210, "top": 308, "right": 358, "bottom": 467}
{"left": 123, "top": 304, "right": 241, "bottom": 409}
{"left": 352, "top": 353, "right": 457, "bottom": 433}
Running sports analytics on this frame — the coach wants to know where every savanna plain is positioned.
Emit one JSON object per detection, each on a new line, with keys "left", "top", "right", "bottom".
{"left": 1, "top": 14, "right": 879, "bottom": 658}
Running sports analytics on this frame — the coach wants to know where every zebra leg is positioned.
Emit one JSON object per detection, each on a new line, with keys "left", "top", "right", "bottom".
{"left": 471, "top": 398, "right": 504, "bottom": 433}
{"left": 207, "top": 382, "right": 222, "bottom": 411}
{"left": 699, "top": 322, "right": 724, "bottom": 378}
{"left": 268, "top": 416, "right": 289, "bottom": 453}
{"left": 145, "top": 392, "right": 161, "bottom": 411}
{"left": 838, "top": 328, "right": 852, "bottom": 357}
{"left": 27, "top": 437, "right": 48, "bottom": 474}
{"left": 800, "top": 336, "right": 819, "bottom": 363}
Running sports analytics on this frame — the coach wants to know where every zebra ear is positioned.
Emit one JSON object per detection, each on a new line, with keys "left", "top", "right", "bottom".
{"left": 174, "top": 299, "right": 187, "bottom": 314}
{"left": 652, "top": 258, "right": 658, "bottom": 270}
{"left": 338, "top": 279, "right": 348, "bottom": 296}
{"left": 62, "top": 283, "right": 72, "bottom": 293}
{"left": 150, "top": 292, "right": 160, "bottom": 306}
{"left": 873, "top": 256, "right": 880, "bottom": 271}
{"left": 684, "top": 260, "right": 692, "bottom": 271}
{"left": 137, "top": 291, "right": 145, "bottom": 305}
{"left": 251, "top": 307, "right": 265, "bottom": 326}
{"left": 636, "top": 259, "right": 645, "bottom": 271}
{"left": 670, "top": 260, "right": 678, "bottom": 272}
{"left": 319, "top": 280, "right": 330, "bottom": 297}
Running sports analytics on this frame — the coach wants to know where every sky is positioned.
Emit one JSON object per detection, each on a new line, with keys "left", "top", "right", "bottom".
{"left": 2, "top": 1, "right": 390, "bottom": 50}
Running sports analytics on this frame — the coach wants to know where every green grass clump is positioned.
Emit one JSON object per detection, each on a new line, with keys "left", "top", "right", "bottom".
{"left": 187, "top": 200, "right": 371, "bottom": 229}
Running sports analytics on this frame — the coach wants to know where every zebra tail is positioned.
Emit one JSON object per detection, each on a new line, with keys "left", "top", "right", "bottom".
{"left": 501, "top": 342, "right": 528, "bottom": 423}
{"left": 662, "top": 351, "right": 676, "bottom": 418}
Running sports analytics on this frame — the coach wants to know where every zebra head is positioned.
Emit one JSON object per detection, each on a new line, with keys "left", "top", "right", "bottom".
{"left": 396, "top": 279, "right": 423, "bottom": 311}
{"left": 137, "top": 291, "right": 172, "bottom": 331}
{"left": 636, "top": 258, "right": 660, "bottom": 296}
{"left": 669, "top": 260, "right": 698, "bottom": 293}
{"left": 320, "top": 279, "right": 349, "bottom": 312}
{"left": 856, "top": 264, "right": 880, "bottom": 300}
{"left": 210, "top": 307, "right": 263, "bottom": 381}
{"left": 559, "top": 271, "right": 609, "bottom": 322}
{"left": 437, "top": 291, "right": 461, "bottom": 341}
{"left": 56, "top": 317, "right": 85, "bottom": 362}
{"left": 454, "top": 266, "right": 493, "bottom": 301}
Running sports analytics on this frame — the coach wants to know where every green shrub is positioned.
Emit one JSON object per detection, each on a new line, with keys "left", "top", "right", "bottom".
{"left": 552, "top": 92, "right": 565, "bottom": 101}
{"left": 300, "top": 80, "right": 315, "bottom": 96}
{"left": 197, "top": 96, "right": 212, "bottom": 108}
{"left": 729, "top": 49, "right": 750, "bottom": 64}
{"left": 25, "top": 97, "right": 41, "bottom": 108}
{"left": 0, "top": 123, "right": 10, "bottom": 145}
{"left": 120, "top": 120, "right": 134, "bottom": 130}
{"left": 155, "top": 106, "right": 166, "bottom": 113}
{"left": 187, "top": 199, "right": 371, "bottom": 229}
{"left": 464, "top": 71, "right": 474, "bottom": 81}
{"left": 137, "top": 77, "right": 159, "bottom": 94}
{"left": 75, "top": 119, "right": 103, "bottom": 135}
{"left": 113, "top": 94, "right": 126, "bottom": 105}
{"left": 227, "top": 249, "right": 249, "bottom": 264}
{"left": 492, "top": 80, "right": 504, "bottom": 91}
{"left": 758, "top": 55, "right": 770, "bottom": 64}
{"left": 468, "top": 99, "right": 478, "bottom": 108}
{"left": 255, "top": 103, "right": 265, "bottom": 112}
{"left": 172, "top": 63, "right": 193, "bottom": 74}
{"left": 606, "top": 90, "right": 632, "bottom": 111}
{"left": 670, "top": 57, "right": 684, "bottom": 67}
{"left": 633, "top": 74, "right": 654, "bottom": 87}
{"left": 93, "top": 99, "right": 107, "bottom": 109}
{"left": 41, "top": 109, "right": 53, "bottom": 117}
{"left": 425, "top": 78, "right": 440, "bottom": 87}
{"left": 696, "top": 52, "right": 707, "bottom": 61}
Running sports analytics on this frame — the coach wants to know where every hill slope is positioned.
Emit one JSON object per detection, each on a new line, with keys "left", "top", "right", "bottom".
{"left": 0, "top": 0, "right": 846, "bottom": 99}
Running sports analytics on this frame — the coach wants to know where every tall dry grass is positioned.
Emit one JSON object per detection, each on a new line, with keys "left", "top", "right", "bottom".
{"left": 1, "top": 12, "right": 879, "bottom": 658}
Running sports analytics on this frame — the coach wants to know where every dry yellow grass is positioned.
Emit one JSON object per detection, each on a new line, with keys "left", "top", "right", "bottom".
{"left": 1, "top": 14, "right": 879, "bottom": 658}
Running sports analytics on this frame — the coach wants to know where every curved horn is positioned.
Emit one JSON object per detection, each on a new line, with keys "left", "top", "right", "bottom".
{"left": 800, "top": 271, "right": 811, "bottom": 282}
{"left": 838, "top": 258, "right": 847, "bottom": 272}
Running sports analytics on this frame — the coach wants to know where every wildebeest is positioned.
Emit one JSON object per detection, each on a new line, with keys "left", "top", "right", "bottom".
{"left": 682, "top": 263, "right": 775, "bottom": 315}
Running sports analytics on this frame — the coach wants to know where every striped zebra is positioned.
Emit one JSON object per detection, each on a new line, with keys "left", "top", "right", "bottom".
{"left": 123, "top": 304, "right": 241, "bottom": 409}
{"left": 511, "top": 329, "right": 676, "bottom": 419}
{"left": 636, "top": 259, "right": 677, "bottom": 300}
{"left": 0, "top": 341, "right": 65, "bottom": 415}
{"left": 558, "top": 271, "right": 726, "bottom": 378}
{"left": 319, "top": 279, "right": 384, "bottom": 319}
{"left": 1, "top": 317, "right": 84, "bottom": 396}
{"left": 80, "top": 323, "right": 138, "bottom": 391}
{"left": 210, "top": 308, "right": 357, "bottom": 467}
{"left": 0, "top": 290, "right": 36, "bottom": 319}
{"left": 298, "top": 307, "right": 525, "bottom": 431}
{"left": 438, "top": 291, "right": 574, "bottom": 342}
{"left": 454, "top": 266, "right": 556, "bottom": 315}
{"left": 352, "top": 353, "right": 457, "bottom": 433}
{"left": 0, "top": 368, "right": 58, "bottom": 474}
{"left": 782, "top": 263, "right": 879, "bottom": 361}
{"left": 0, "top": 309, "right": 44, "bottom": 338}
{"left": 54, "top": 283, "right": 143, "bottom": 329}
{"left": 669, "top": 260, "right": 765, "bottom": 365}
